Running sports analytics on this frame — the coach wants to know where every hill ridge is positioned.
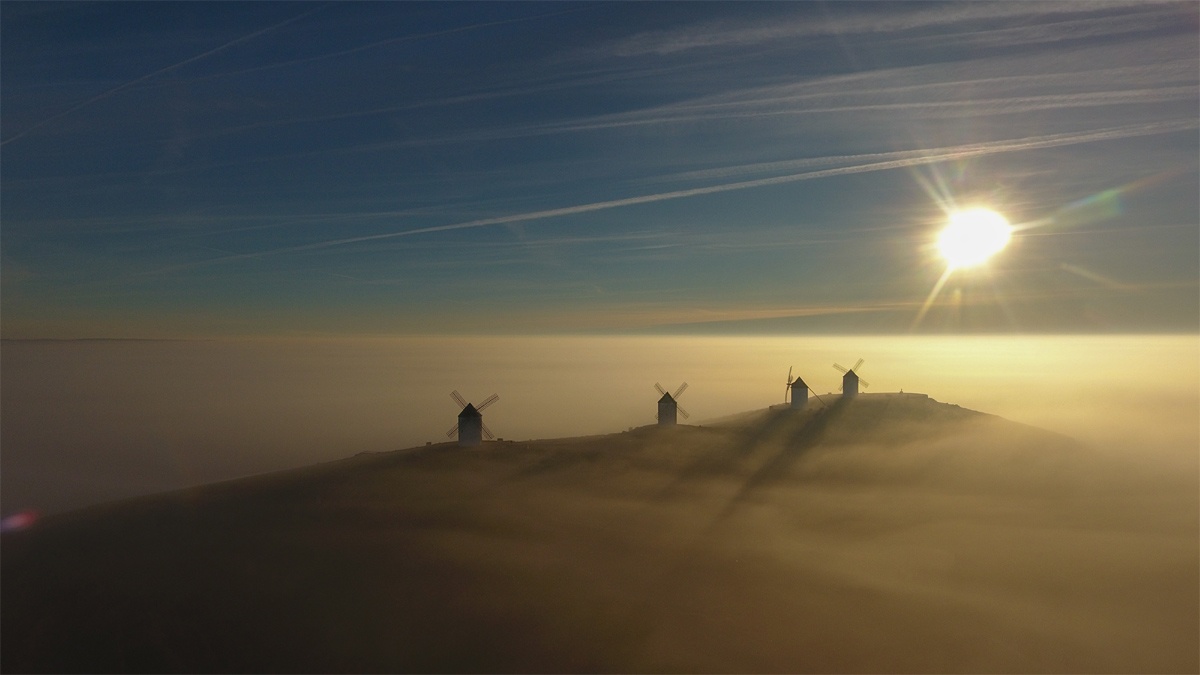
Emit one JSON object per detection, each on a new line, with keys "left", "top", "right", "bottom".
{"left": 8, "top": 393, "right": 1185, "bottom": 675}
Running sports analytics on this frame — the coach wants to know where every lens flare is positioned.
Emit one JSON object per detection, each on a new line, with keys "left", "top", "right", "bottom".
{"left": 938, "top": 208, "right": 1012, "bottom": 269}
{"left": 0, "top": 509, "right": 40, "bottom": 533}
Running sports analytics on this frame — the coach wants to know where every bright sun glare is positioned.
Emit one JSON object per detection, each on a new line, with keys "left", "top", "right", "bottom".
{"left": 937, "top": 208, "right": 1012, "bottom": 269}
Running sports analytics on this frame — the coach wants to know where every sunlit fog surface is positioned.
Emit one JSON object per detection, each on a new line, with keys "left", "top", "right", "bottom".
{"left": 3, "top": 334, "right": 1196, "bottom": 514}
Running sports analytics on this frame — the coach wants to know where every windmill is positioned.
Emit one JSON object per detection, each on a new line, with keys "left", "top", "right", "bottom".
{"left": 785, "top": 366, "right": 811, "bottom": 409}
{"left": 833, "top": 359, "right": 870, "bottom": 398}
{"left": 446, "top": 390, "right": 499, "bottom": 447}
{"left": 655, "top": 382, "right": 689, "bottom": 426}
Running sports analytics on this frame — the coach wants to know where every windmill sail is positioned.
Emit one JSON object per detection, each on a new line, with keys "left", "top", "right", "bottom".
{"left": 446, "top": 391, "right": 499, "bottom": 446}
{"left": 654, "top": 382, "right": 688, "bottom": 426}
{"left": 833, "top": 359, "right": 868, "bottom": 397}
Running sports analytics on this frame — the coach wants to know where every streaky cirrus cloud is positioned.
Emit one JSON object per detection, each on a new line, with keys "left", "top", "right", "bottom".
{"left": 149, "top": 118, "right": 1196, "bottom": 274}
{"left": 0, "top": 5, "right": 326, "bottom": 147}
{"left": 593, "top": 1, "right": 1186, "bottom": 57}
{"left": 2, "top": 2, "right": 1195, "bottom": 338}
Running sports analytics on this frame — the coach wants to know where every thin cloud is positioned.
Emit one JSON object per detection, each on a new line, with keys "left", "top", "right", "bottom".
{"left": 36, "top": 39, "right": 1186, "bottom": 181}
{"left": 149, "top": 119, "right": 1197, "bottom": 275}
{"left": 0, "top": 5, "right": 327, "bottom": 146}
{"left": 595, "top": 1, "right": 1175, "bottom": 58}
{"left": 606, "top": 303, "right": 913, "bottom": 329}
{"left": 315, "top": 44, "right": 1195, "bottom": 152}
{"left": 905, "top": 10, "right": 1186, "bottom": 50}
{"left": 177, "top": 5, "right": 597, "bottom": 82}
{"left": 595, "top": 54, "right": 1197, "bottom": 122}
{"left": 525, "top": 88, "right": 1197, "bottom": 139}
{"left": 164, "top": 61, "right": 679, "bottom": 145}
{"left": 160, "top": 81, "right": 1190, "bottom": 169}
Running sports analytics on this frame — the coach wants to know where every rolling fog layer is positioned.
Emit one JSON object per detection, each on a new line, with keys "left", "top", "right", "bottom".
{"left": 2, "top": 334, "right": 1196, "bottom": 515}
{"left": 4, "top": 397, "right": 1197, "bottom": 672}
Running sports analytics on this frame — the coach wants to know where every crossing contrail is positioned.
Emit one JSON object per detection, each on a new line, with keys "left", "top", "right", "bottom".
{"left": 150, "top": 118, "right": 1196, "bottom": 274}
{"left": 1, "top": 5, "right": 326, "bottom": 147}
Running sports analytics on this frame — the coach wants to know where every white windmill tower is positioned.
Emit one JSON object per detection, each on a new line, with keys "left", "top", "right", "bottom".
{"left": 785, "top": 366, "right": 810, "bottom": 409}
{"left": 833, "top": 359, "right": 870, "bottom": 398}
{"left": 654, "top": 382, "right": 690, "bottom": 426}
{"left": 447, "top": 390, "right": 499, "bottom": 447}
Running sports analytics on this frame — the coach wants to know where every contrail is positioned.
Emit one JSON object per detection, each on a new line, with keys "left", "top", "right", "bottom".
{"left": 196, "top": 4, "right": 598, "bottom": 81}
{"left": 523, "top": 87, "right": 1199, "bottom": 138}
{"left": 152, "top": 119, "right": 1197, "bottom": 274}
{"left": 1, "top": 5, "right": 326, "bottom": 147}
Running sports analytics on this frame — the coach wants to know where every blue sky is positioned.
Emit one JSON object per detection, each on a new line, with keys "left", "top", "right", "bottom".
{"left": 2, "top": 1, "right": 1197, "bottom": 338}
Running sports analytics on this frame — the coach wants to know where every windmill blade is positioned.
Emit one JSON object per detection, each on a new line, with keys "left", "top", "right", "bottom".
{"left": 654, "top": 383, "right": 667, "bottom": 396}
{"left": 853, "top": 358, "right": 864, "bottom": 372}
{"left": 446, "top": 423, "right": 459, "bottom": 438}
{"left": 450, "top": 390, "right": 467, "bottom": 409}
{"left": 833, "top": 363, "right": 848, "bottom": 374}
{"left": 784, "top": 385, "right": 790, "bottom": 403}
{"left": 481, "top": 422, "right": 495, "bottom": 440}
{"left": 477, "top": 393, "right": 499, "bottom": 411}
{"left": 860, "top": 379, "right": 871, "bottom": 389}
{"left": 787, "top": 366, "right": 793, "bottom": 385}
{"left": 673, "top": 382, "right": 689, "bottom": 399}
{"left": 677, "top": 404, "right": 690, "bottom": 420}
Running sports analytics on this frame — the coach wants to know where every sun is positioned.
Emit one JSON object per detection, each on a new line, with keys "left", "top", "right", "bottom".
{"left": 937, "top": 208, "right": 1012, "bottom": 269}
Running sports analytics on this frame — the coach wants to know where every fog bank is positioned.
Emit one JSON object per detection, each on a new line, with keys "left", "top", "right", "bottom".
{"left": 2, "top": 334, "right": 1195, "bottom": 514}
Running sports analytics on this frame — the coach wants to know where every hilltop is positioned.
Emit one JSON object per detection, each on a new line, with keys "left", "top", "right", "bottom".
{"left": 3, "top": 395, "right": 1197, "bottom": 673}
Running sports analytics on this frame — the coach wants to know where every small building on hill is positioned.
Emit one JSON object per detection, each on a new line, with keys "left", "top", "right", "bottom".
{"left": 790, "top": 377, "right": 809, "bottom": 409}
{"left": 657, "top": 393, "right": 678, "bottom": 426}
{"left": 458, "top": 403, "right": 482, "bottom": 446}
{"left": 842, "top": 370, "right": 859, "bottom": 398}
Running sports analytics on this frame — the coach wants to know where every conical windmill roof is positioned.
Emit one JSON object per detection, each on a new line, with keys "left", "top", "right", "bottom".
{"left": 790, "top": 377, "right": 808, "bottom": 388}
{"left": 458, "top": 403, "right": 481, "bottom": 418}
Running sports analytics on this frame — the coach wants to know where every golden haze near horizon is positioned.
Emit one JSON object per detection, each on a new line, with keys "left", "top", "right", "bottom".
{"left": 2, "top": 333, "right": 1195, "bottom": 516}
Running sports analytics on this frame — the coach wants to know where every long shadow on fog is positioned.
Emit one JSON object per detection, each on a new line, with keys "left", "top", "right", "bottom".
{"left": 650, "top": 405, "right": 809, "bottom": 503}
{"left": 714, "top": 396, "right": 851, "bottom": 518}
{"left": 648, "top": 396, "right": 850, "bottom": 513}
{"left": 643, "top": 398, "right": 854, "bottom": 609}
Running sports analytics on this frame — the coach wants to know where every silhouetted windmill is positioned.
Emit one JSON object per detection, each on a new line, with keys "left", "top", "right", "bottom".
{"left": 786, "top": 366, "right": 827, "bottom": 409}
{"left": 785, "top": 366, "right": 810, "bottom": 409}
{"left": 833, "top": 359, "right": 870, "bottom": 398}
{"left": 655, "top": 382, "right": 689, "bottom": 426}
{"left": 447, "top": 390, "right": 499, "bottom": 446}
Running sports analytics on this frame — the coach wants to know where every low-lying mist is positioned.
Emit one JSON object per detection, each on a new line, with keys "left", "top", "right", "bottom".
{"left": 2, "top": 334, "right": 1195, "bottom": 515}
{"left": 4, "top": 390, "right": 1196, "bottom": 672}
